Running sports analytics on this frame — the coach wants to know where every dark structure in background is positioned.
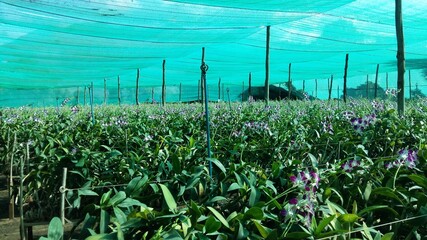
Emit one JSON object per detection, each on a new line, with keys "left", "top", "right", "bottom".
{"left": 240, "top": 85, "right": 316, "bottom": 101}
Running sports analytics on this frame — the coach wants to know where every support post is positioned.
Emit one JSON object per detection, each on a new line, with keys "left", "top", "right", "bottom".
{"left": 365, "top": 75, "right": 369, "bottom": 99}
{"left": 200, "top": 47, "right": 212, "bottom": 177}
{"left": 315, "top": 79, "right": 318, "bottom": 98}
{"left": 386, "top": 72, "right": 389, "bottom": 90}
{"left": 328, "top": 75, "right": 333, "bottom": 100}
{"left": 242, "top": 81, "right": 244, "bottom": 102}
{"left": 162, "top": 60, "right": 166, "bottom": 107}
{"left": 90, "top": 82, "right": 95, "bottom": 125}
{"left": 343, "top": 54, "right": 349, "bottom": 103}
{"left": 136, "top": 69, "right": 140, "bottom": 105}
{"left": 117, "top": 76, "right": 121, "bottom": 106}
{"left": 248, "top": 73, "right": 252, "bottom": 97}
{"left": 60, "top": 168, "right": 67, "bottom": 225}
{"left": 218, "top": 78, "right": 221, "bottom": 101}
{"left": 375, "top": 64, "right": 379, "bottom": 98}
{"left": 84, "top": 86, "right": 87, "bottom": 106}
{"left": 104, "top": 78, "right": 107, "bottom": 105}
{"left": 76, "top": 86, "right": 79, "bottom": 106}
{"left": 179, "top": 83, "right": 182, "bottom": 103}
{"left": 395, "top": 0, "right": 405, "bottom": 115}
{"left": 409, "top": 69, "right": 412, "bottom": 99}
{"left": 19, "top": 156, "right": 25, "bottom": 240}
{"left": 264, "top": 25, "right": 270, "bottom": 105}
{"left": 288, "top": 63, "right": 292, "bottom": 99}
{"left": 303, "top": 80, "right": 305, "bottom": 93}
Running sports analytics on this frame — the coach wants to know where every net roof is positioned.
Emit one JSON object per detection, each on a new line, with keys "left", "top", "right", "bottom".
{"left": 1, "top": 0, "right": 427, "bottom": 106}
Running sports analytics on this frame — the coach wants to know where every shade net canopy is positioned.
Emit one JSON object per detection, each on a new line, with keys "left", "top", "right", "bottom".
{"left": 1, "top": 0, "right": 427, "bottom": 106}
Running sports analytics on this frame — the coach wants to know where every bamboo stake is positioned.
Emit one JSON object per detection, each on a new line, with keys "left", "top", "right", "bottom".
{"left": 265, "top": 25, "right": 270, "bottom": 104}
{"left": 288, "top": 63, "right": 292, "bottom": 99}
{"left": 375, "top": 64, "right": 379, "bottom": 98}
{"left": 303, "top": 80, "right": 305, "bottom": 93}
{"left": 200, "top": 47, "right": 212, "bottom": 177}
{"left": 117, "top": 76, "right": 121, "bottom": 106}
{"left": 395, "top": 0, "right": 405, "bottom": 115}
{"left": 218, "top": 78, "right": 221, "bottom": 101}
{"left": 162, "top": 60, "right": 166, "bottom": 107}
{"left": 19, "top": 156, "right": 25, "bottom": 240}
{"left": 248, "top": 73, "right": 252, "bottom": 97}
{"left": 76, "top": 86, "right": 79, "bottom": 106}
{"left": 136, "top": 69, "right": 140, "bottom": 105}
{"left": 9, "top": 133, "right": 16, "bottom": 220}
{"left": 343, "top": 54, "right": 349, "bottom": 103}
{"left": 84, "top": 86, "right": 86, "bottom": 106}
{"left": 315, "top": 79, "right": 318, "bottom": 98}
{"left": 179, "top": 83, "right": 182, "bottom": 103}
{"left": 366, "top": 75, "right": 369, "bottom": 99}
{"left": 409, "top": 69, "right": 412, "bottom": 99}
{"left": 104, "top": 79, "right": 107, "bottom": 105}
{"left": 60, "top": 168, "right": 67, "bottom": 225}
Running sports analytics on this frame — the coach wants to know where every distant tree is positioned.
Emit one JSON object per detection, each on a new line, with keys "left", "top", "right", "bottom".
{"left": 411, "top": 84, "right": 426, "bottom": 99}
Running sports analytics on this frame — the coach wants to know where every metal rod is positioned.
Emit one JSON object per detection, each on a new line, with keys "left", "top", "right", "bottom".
{"left": 200, "top": 47, "right": 212, "bottom": 177}
{"left": 60, "top": 168, "right": 68, "bottom": 225}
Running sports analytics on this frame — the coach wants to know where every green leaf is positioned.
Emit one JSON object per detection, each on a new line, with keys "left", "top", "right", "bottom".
{"left": 78, "top": 189, "right": 99, "bottom": 196}
{"left": 100, "top": 209, "right": 110, "bottom": 234}
{"left": 117, "top": 198, "right": 147, "bottom": 208}
{"left": 364, "top": 181, "right": 372, "bottom": 201}
{"left": 100, "top": 189, "right": 113, "bottom": 207}
{"left": 249, "top": 185, "right": 261, "bottom": 207}
{"left": 208, "top": 196, "right": 228, "bottom": 203}
{"left": 252, "top": 220, "right": 271, "bottom": 238}
{"left": 315, "top": 215, "right": 335, "bottom": 236}
{"left": 237, "top": 222, "right": 249, "bottom": 240}
{"left": 244, "top": 207, "right": 264, "bottom": 220}
{"left": 159, "top": 184, "right": 177, "bottom": 212}
{"left": 227, "top": 183, "right": 242, "bottom": 192}
{"left": 109, "top": 191, "right": 126, "bottom": 207}
{"left": 371, "top": 187, "right": 403, "bottom": 204}
{"left": 47, "top": 217, "right": 63, "bottom": 240}
{"left": 207, "top": 206, "right": 230, "bottom": 229}
{"left": 285, "top": 232, "right": 311, "bottom": 239}
{"left": 125, "top": 175, "right": 148, "bottom": 197}
{"left": 208, "top": 158, "right": 226, "bottom": 174}
{"left": 408, "top": 174, "right": 427, "bottom": 190}
{"left": 338, "top": 213, "right": 359, "bottom": 223}
{"left": 203, "top": 216, "right": 221, "bottom": 234}
{"left": 358, "top": 205, "right": 397, "bottom": 217}
{"left": 381, "top": 232, "right": 394, "bottom": 240}
{"left": 171, "top": 154, "right": 182, "bottom": 174}
{"left": 113, "top": 207, "right": 127, "bottom": 224}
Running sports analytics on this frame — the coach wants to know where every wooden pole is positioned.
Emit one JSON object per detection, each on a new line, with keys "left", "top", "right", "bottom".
{"left": 136, "top": 69, "right": 140, "bottom": 105}
{"left": 395, "top": 0, "right": 405, "bottom": 115}
{"left": 9, "top": 133, "right": 16, "bottom": 220}
{"left": 76, "top": 86, "right": 79, "bottom": 106}
{"left": 104, "top": 78, "right": 107, "bottom": 105}
{"left": 200, "top": 47, "right": 212, "bottom": 177}
{"left": 19, "top": 156, "right": 24, "bottom": 240}
{"left": 179, "top": 83, "right": 182, "bottom": 102}
{"left": 328, "top": 75, "right": 333, "bottom": 100}
{"left": 117, "top": 76, "right": 121, "bottom": 106}
{"left": 375, "top": 64, "right": 379, "bottom": 98}
{"left": 84, "top": 86, "right": 87, "bottom": 106}
{"left": 90, "top": 82, "right": 95, "bottom": 125}
{"left": 162, "top": 60, "right": 166, "bottom": 107}
{"left": 151, "top": 87, "right": 154, "bottom": 104}
{"left": 288, "top": 63, "right": 292, "bottom": 99}
{"left": 343, "top": 54, "right": 349, "bottom": 103}
{"left": 409, "top": 69, "right": 412, "bottom": 99}
{"left": 366, "top": 75, "right": 369, "bottom": 99}
{"left": 303, "top": 80, "right": 305, "bottom": 93}
{"left": 60, "top": 168, "right": 67, "bottom": 225}
{"left": 265, "top": 25, "right": 270, "bottom": 104}
{"left": 386, "top": 72, "right": 389, "bottom": 89}
{"left": 248, "top": 73, "right": 252, "bottom": 97}
{"left": 218, "top": 78, "right": 221, "bottom": 101}
{"left": 198, "top": 79, "right": 200, "bottom": 102}
{"left": 315, "top": 79, "right": 318, "bottom": 98}
{"left": 241, "top": 81, "right": 244, "bottom": 102}
{"left": 222, "top": 83, "right": 225, "bottom": 100}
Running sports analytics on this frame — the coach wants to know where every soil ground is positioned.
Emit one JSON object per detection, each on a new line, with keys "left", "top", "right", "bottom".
{"left": 0, "top": 174, "right": 79, "bottom": 240}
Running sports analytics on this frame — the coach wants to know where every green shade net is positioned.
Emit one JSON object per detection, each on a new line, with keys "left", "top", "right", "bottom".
{"left": 1, "top": 0, "right": 426, "bottom": 107}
